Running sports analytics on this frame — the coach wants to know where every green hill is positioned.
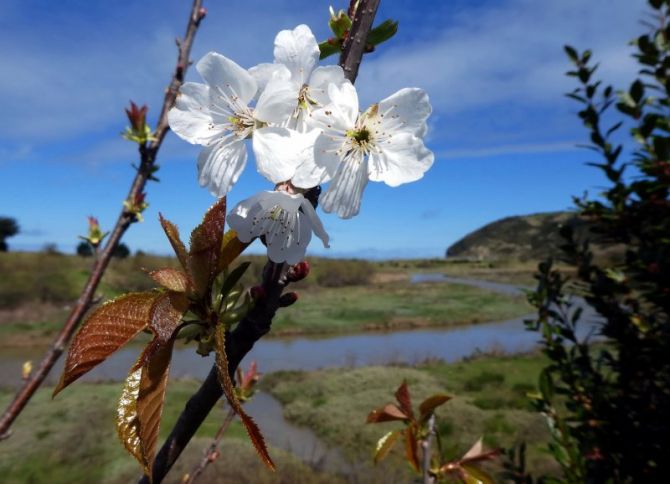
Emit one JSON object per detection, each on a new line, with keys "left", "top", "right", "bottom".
{"left": 446, "top": 212, "right": 580, "bottom": 261}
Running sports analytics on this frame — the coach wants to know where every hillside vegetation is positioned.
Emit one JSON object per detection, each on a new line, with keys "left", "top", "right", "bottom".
{"left": 445, "top": 211, "right": 624, "bottom": 263}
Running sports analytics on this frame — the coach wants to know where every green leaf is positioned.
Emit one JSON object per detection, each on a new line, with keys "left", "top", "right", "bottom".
{"left": 539, "top": 368, "right": 555, "bottom": 400}
{"left": 367, "top": 19, "right": 398, "bottom": 46}
{"left": 319, "top": 39, "right": 341, "bottom": 60}
{"left": 564, "top": 45, "right": 579, "bottom": 63}
{"left": 630, "top": 79, "right": 644, "bottom": 103}
{"left": 219, "top": 261, "right": 251, "bottom": 301}
{"left": 328, "top": 9, "right": 351, "bottom": 38}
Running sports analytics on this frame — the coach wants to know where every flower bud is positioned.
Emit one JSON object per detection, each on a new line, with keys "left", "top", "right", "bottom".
{"left": 286, "top": 261, "right": 310, "bottom": 282}
{"left": 279, "top": 291, "right": 299, "bottom": 307}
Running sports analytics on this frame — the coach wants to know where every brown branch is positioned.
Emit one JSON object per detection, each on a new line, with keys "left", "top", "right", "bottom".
{"left": 0, "top": 0, "right": 206, "bottom": 440}
{"left": 422, "top": 414, "right": 437, "bottom": 484}
{"left": 142, "top": 3, "right": 383, "bottom": 482}
{"left": 184, "top": 407, "right": 236, "bottom": 483}
{"left": 340, "top": 0, "right": 381, "bottom": 83}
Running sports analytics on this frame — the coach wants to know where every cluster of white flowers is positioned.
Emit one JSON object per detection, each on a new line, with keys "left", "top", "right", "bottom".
{"left": 168, "top": 25, "right": 433, "bottom": 264}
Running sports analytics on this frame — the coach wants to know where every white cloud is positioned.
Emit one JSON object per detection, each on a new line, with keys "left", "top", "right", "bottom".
{"left": 356, "top": 0, "right": 645, "bottom": 113}
{"left": 438, "top": 141, "right": 579, "bottom": 159}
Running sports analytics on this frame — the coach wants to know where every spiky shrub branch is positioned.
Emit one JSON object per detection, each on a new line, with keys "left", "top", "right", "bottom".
{"left": 526, "top": 0, "right": 670, "bottom": 481}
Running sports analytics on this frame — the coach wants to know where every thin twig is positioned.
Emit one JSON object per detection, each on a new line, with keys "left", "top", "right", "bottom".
{"left": 0, "top": 0, "right": 206, "bottom": 440}
{"left": 422, "top": 414, "right": 436, "bottom": 484}
{"left": 184, "top": 407, "right": 236, "bottom": 484}
{"left": 143, "top": 3, "right": 382, "bottom": 480}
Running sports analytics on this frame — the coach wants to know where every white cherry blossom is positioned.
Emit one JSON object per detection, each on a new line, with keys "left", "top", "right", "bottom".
{"left": 294, "top": 83, "right": 434, "bottom": 219}
{"left": 168, "top": 52, "right": 315, "bottom": 196}
{"left": 227, "top": 190, "right": 330, "bottom": 264}
{"left": 249, "top": 24, "right": 347, "bottom": 132}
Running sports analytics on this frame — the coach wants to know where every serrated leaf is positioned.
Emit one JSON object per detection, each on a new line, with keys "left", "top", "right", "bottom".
{"left": 54, "top": 292, "right": 160, "bottom": 396}
{"left": 395, "top": 381, "right": 414, "bottom": 418}
{"left": 116, "top": 341, "right": 174, "bottom": 478}
{"left": 147, "top": 268, "right": 191, "bottom": 293}
{"left": 404, "top": 424, "right": 420, "bottom": 473}
{"left": 419, "top": 394, "right": 451, "bottom": 419}
{"left": 159, "top": 214, "right": 190, "bottom": 274}
{"left": 367, "top": 403, "right": 409, "bottom": 423}
{"left": 374, "top": 430, "right": 401, "bottom": 464}
{"left": 116, "top": 292, "right": 187, "bottom": 478}
{"left": 217, "top": 230, "right": 250, "bottom": 273}
{"left": 117, "top": 365, "right": 143, "bottom": 469}
{"left": 136, "top": 341, "right": 174, "bottom": 477}
{"left": 214, "top": 325, "right": 275, "bottom": 470}
{"left": 462, "top": 464, "right": 495, "bottom": 484}
{"left": 189, "top": 197, "right": 227, "bottom": 296}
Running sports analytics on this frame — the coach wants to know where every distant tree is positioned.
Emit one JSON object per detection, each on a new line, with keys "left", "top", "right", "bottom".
{"left": 76, "top": 241, "right": 94, "bottom": 257}
{"left": 0, "top": 216, "right": 19, "bottom": 252}
{"left": 42, "top": 243, "right": 61, "bottom": 255}
{"left": 112, "top": 243, "right": 131, "bottom": 259}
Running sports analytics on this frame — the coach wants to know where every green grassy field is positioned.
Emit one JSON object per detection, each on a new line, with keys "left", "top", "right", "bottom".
{"left": 263, "top": 352, "right": 559, "bottom": 478}
{"left": 0, "top": 252, "right": 533, "bottom": 345}
{"left": 0, "top": 380, "right": 341, "bottom": 484}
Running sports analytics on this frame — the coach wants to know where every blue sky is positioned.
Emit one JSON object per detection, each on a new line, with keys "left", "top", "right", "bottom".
{"left": 0, "top": 0, "right": 648, "bottom": 258}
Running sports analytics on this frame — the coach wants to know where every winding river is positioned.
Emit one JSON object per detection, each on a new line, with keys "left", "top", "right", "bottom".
{"left": 0, "top": 275, "right": 597, "bottom": 471}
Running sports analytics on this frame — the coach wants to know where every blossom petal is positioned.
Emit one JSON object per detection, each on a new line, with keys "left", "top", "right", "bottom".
{"left": 291, "top": 132, "right": 342, "bottom": 188}
{"left": 274, "top": 24, "right": 319, "bottom": 85}
{"left": 196, "top": 52, "right": 257, "bottom": 105}
{"left": 227, "top": 191, "right": 325, "bottom": 264}
{"left": 307, "top": 66, "right": 347, "bottom": 106}
{"left": 368, "top": 132, "right": 434, "bottom": 187}
{"left": 378, "top": 88, "right": 432, "bottom": 138}
{"left": 227, "top": 192, "right": 270, "bottom": 243}
{"left": 255, "top": 78, "right": 298, "bottom": 124}
{"left": 248, "top": 63, "right": 291, "bottom": 100}
{"left": 168, "top": 82, "right": 226, "bottom": 144}
{"left": 197, "top": 136, "right": 248, "bottom": 196}
{"left": 253, "top": 127, "right": 319, "bottom": 184}
{"left": 300, "top": 198, "right": 330, "bottom": 248}
{"left": 326, "top": 82, "right": 359, "bottom": 127}
{"left": 320, "top": 152, "right": 369, "bottom": 219}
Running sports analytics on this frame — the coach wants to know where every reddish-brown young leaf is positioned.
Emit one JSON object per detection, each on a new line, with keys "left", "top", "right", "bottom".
{"left": 116, "top": 291, "right": 188, "bottom": 477}
{"left": 136, "top": 341, "right": 175, "bottom": 477}
{"left": 419, "top": 394, "right": 451, "bottom": 421}
{"left": 404, "top": 423, "right": 421, "bottom": 473}
{"left": 189, "top": 197, "right": 227, "bottom": 296}
{"left": 367, "top": 403, "right": 409, "bottom": 423}
{"left": 374, "top": 429, "right": 402, "bottom": 464}
{"left": 117, "top": 363, "right": 143, "bottom": 469}
{"left": 54, "top": 292, "right": 161, "bottom": 396}
{"left": 395, "top": 381, "right": 414, "bottom": 419}
{"left": 214, "top": 325, "right": 275, "bottom": 470}
{"left": 159, "top": 214, "right": 190, "bottom": 274}
{"left": 217, "top": 230, "right": 250, "bottom": 273}
{"left": 147, "top": 268, "right": 191, "bottom": 294}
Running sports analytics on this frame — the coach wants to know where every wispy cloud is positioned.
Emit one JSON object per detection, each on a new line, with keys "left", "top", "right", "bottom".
{"left": 357, "top": 0, "right": 644, "bottom": 112}
{"left": 438, "top": 141, "right": 580, "bottom": 160}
